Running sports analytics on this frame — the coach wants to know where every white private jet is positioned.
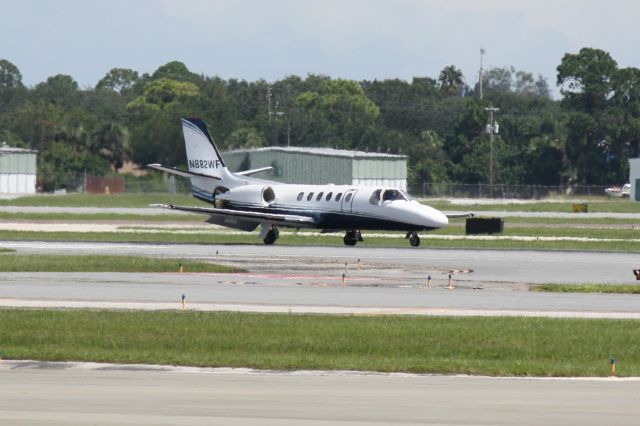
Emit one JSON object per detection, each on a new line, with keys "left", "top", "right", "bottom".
{"left": 148, "top": 118, "right": 451, "bottom": 247}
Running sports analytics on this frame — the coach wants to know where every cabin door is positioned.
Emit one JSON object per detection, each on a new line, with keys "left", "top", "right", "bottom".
{"left": 340, "top": 189, "right": 357, "bottom": 213}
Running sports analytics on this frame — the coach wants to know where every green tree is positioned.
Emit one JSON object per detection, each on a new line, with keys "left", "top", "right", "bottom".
{"left": 151, "top": 61, "right": 199, "bottom": 83}
{"left": 127, "top": 78, "right": 200, "bottom": 165}
{"left": 225, "top": 127, "right": 264, "bottom": 150}
{"left": 96, "top": 68, "right": 140, "bottom": 95}
{"left": 438, "top": 65, "right": 465, "bottom": 97}
{"left": 557, "top": 48, "right": 618, "bottom": 184}
{"left": 294, "top": 79, "right": 380, "bottom": 148}
{"left": 611, "top": 67, "right": 640, "bottom": 159}
{"left": 127, "top": 78, "right": 199, "bottom": 112}
{"left": 0, "top": 59, "right": 23, "bottom": 89}
{"left": 0, "top": 59, "right": 27, "bottom": 135}
{"left": 557, "top": 48, "right": 617, "bottom": 113}
{"left": 92, "top": 122, "right": 129, "bottom": 171}
{"left": 34, "top": 74, "right": 80, "bottom": 108}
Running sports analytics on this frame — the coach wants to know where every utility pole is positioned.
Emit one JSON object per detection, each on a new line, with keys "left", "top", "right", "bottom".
{"left": 479, "top": 48, "right": 485, "bottom": 100}
{"left": 484, "top": 107, "right": 500, "bottom": 188}
{"left": 266, "top": 87, "right": 272, "bottom": 122}
{"left": 286, "top": 113, "right": 291, "bottom": 147}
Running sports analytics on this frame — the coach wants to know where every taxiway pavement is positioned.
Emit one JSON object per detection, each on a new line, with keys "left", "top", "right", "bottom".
{"left": 0, "top": 241, "right": 638, "bottom": 317}
{"left": 1, "top": 360, "right": 639, "bottom": 426}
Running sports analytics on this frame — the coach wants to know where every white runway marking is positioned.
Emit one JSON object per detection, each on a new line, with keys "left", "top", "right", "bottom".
{"left": 1, "top": 360, "right": 638, "bottom": 381}
{"left": 2, "top": 298, "right": 640, "bottom": 319}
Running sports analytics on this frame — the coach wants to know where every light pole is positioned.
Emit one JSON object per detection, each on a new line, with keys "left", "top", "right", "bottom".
{"left": 484, "top": 107, "right": 500, "bottom": 188}
{"left": 479, "top": 48, "right": 485, "bottom": 100}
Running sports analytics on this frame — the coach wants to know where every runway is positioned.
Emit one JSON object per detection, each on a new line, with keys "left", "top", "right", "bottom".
{"left": 0, "top": 241, "right": 639, "bottom": 317}
{"left": 2, "top": 360, "right": 639, "bottom": 426}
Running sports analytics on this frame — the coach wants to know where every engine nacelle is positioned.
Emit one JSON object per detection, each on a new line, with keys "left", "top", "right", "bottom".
{"left": 216, "top": 185, "right": 277, "bottom": 206}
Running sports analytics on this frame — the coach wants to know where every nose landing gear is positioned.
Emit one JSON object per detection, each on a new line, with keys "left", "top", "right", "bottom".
{"left": 406, "top": 231, "right": 421, "bottom": 247}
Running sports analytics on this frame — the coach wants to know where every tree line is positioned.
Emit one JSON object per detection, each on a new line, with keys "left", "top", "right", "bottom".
{"left": 0, "top": 47, "right": 637, "bottom": 191}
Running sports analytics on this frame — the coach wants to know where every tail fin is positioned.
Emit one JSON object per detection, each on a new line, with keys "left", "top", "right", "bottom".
{"left": 181, "top": 118, "right": 227, "bottom": 178}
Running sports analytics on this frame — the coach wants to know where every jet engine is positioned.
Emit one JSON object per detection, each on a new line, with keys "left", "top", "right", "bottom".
{"left": 261, "top": 186, "right": 276, "bottom": 205}
{"left": 215, "top": 184, "right": 277, "bottom": 207}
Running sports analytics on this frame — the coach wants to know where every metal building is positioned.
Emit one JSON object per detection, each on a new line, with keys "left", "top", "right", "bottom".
{"left": 223, "top": 147, "right": 408, "bottom": 190}
{"left": 0, "top": 143, "right": 38, "bottom": 194}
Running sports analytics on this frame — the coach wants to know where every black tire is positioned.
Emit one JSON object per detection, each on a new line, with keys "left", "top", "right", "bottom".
{"left": 263, "top": 230, "right": 277, "bottom": 245}
{"left": 343, "top": 235, "right": 357, "bottom": 246}
{"left": 409, "top": 233, "right": 420, "bottom": 247}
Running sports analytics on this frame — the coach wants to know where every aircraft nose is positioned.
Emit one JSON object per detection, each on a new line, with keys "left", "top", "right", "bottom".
{"left": 419, "top": 205, "right": 448, "bottom": 229}
{"left": 434, "top": 210, "right": 449, "bottom": 228}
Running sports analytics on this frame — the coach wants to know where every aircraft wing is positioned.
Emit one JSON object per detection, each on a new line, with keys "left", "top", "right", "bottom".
{"left": 151, "top": 204, "right": 316, "bottom": 227}
{"left": 146, "top": 163, "right": 221, "bottom": 180}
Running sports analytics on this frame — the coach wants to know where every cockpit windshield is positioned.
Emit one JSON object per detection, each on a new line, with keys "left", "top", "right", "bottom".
{"left": 370, "top": 188, "right": 409, "bottom": 205}
{"left": 382, "top": 189, "right": 408, "bottom": 202}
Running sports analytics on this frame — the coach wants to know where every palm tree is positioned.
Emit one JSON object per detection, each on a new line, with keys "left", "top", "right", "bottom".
{"left": 438, "top": 66, "right": 464, "bottom": 97}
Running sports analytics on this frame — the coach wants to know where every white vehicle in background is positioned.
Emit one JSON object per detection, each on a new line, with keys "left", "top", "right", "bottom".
{"left": 605, "top": 183, "right": 630, "bottom": 198}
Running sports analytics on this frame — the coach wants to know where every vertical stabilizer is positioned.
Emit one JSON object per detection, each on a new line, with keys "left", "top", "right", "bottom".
{"left": 181, "top": 118, "right": 227, "bottom": 178}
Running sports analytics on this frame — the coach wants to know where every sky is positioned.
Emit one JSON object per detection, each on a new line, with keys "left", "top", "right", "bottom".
{"left": 3, "top": 0, "right": 640, "bottom": 98}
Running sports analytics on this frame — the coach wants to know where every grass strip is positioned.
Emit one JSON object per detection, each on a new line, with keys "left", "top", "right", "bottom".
{"left": 0, "top": 310, "right": 637, "bottom": 377}
{"left": 427, "top": 199, "right": 640, "bottom": 213}
{"left": 0, "top": 212, "right": 637, "bottom": 225}
{"left": 431, "top": 226, "right": 640, "bottom": 239}
{"left": 531, "top": 284, "right": 640, "bottom": 294}
{"left": 0, "top": 230, "right": 638, "bottom": 252}
{"left": 0, "top": 254, "right": 242, "bottom": 273}
{"left": 0, "top": 193, "right": 202, "bottom": 208}
{"left": 0, "top": 212, "right": 203, "bottom": 222}
{"left": 2, "top": 193, "right": 638, "bottom": 213}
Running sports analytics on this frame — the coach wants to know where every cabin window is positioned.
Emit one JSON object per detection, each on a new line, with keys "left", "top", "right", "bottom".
{"left": 297, "top": 192, "right": 304, "bottom": 201}
{"left": 345, "top": 193, "right": 353, "bottom": 202}
{"left": 325, "top": 192, "right": 333, "bottom": 201}
{"left": 335, "top": 193, "right": 342, "bottom": 201}
{"left": 316, "top": 192, "right": 324, "bottom": 201}
{"left": 369, "top": 189, "right": 382, "bottom": 205}
{"left": 307, "top": 192, "right": 314, "bottom": 201}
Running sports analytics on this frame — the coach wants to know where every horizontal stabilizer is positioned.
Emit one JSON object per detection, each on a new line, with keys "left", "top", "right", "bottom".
{"left": 236, "top": 166, "right": 274, "bottom": 176}
{"left": 150, "top": 204, "right": 316, "bottom": 227}
{"left": 146, "top": 163, "right": 221, "bottom": 180}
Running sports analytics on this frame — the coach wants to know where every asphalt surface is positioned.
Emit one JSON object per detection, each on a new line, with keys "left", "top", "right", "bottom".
{"left": 0, "top": 241, "right": 639, "bottom": 317}
{"left": 2, "top": 360, "right": 639, "bottom": 426}
{"left": 2, "top": 241, "right": 640, "bottom": 424}
{"left": 2, "top": 204, "right": 640, "bottom": 219}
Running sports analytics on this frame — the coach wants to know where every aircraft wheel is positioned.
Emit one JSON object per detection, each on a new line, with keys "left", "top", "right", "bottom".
{"left": 409, "top": 232, "right": 420, "bottom": 247}
{"left": 263, "top": 228, "right": 279, "bottom": 245}
{"left": 343, "top": 230, "right": 358, "bottom": 246}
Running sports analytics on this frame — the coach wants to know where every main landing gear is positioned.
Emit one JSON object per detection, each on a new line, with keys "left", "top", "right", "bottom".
{"left": 261, "top": 224, "right": 280, "bottom": 245}
{"left": 343, "top": 229, "right": 363, "bottom": 246}
{"left": 406, "top": 231, "right": 420, "bottom": 247}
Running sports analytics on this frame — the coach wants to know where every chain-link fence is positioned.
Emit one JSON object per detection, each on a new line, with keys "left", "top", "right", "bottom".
{"left": 57, "top": 175, "right": 193, "bottom": 195}
{"left": 121, "top": 175, "right": 192, "bottom": 194}
{"left": 407, "top": 182, "right": 610, "bottom": 199}
{"left": 69, "top": 175, "right": 611, "bottom": 200}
